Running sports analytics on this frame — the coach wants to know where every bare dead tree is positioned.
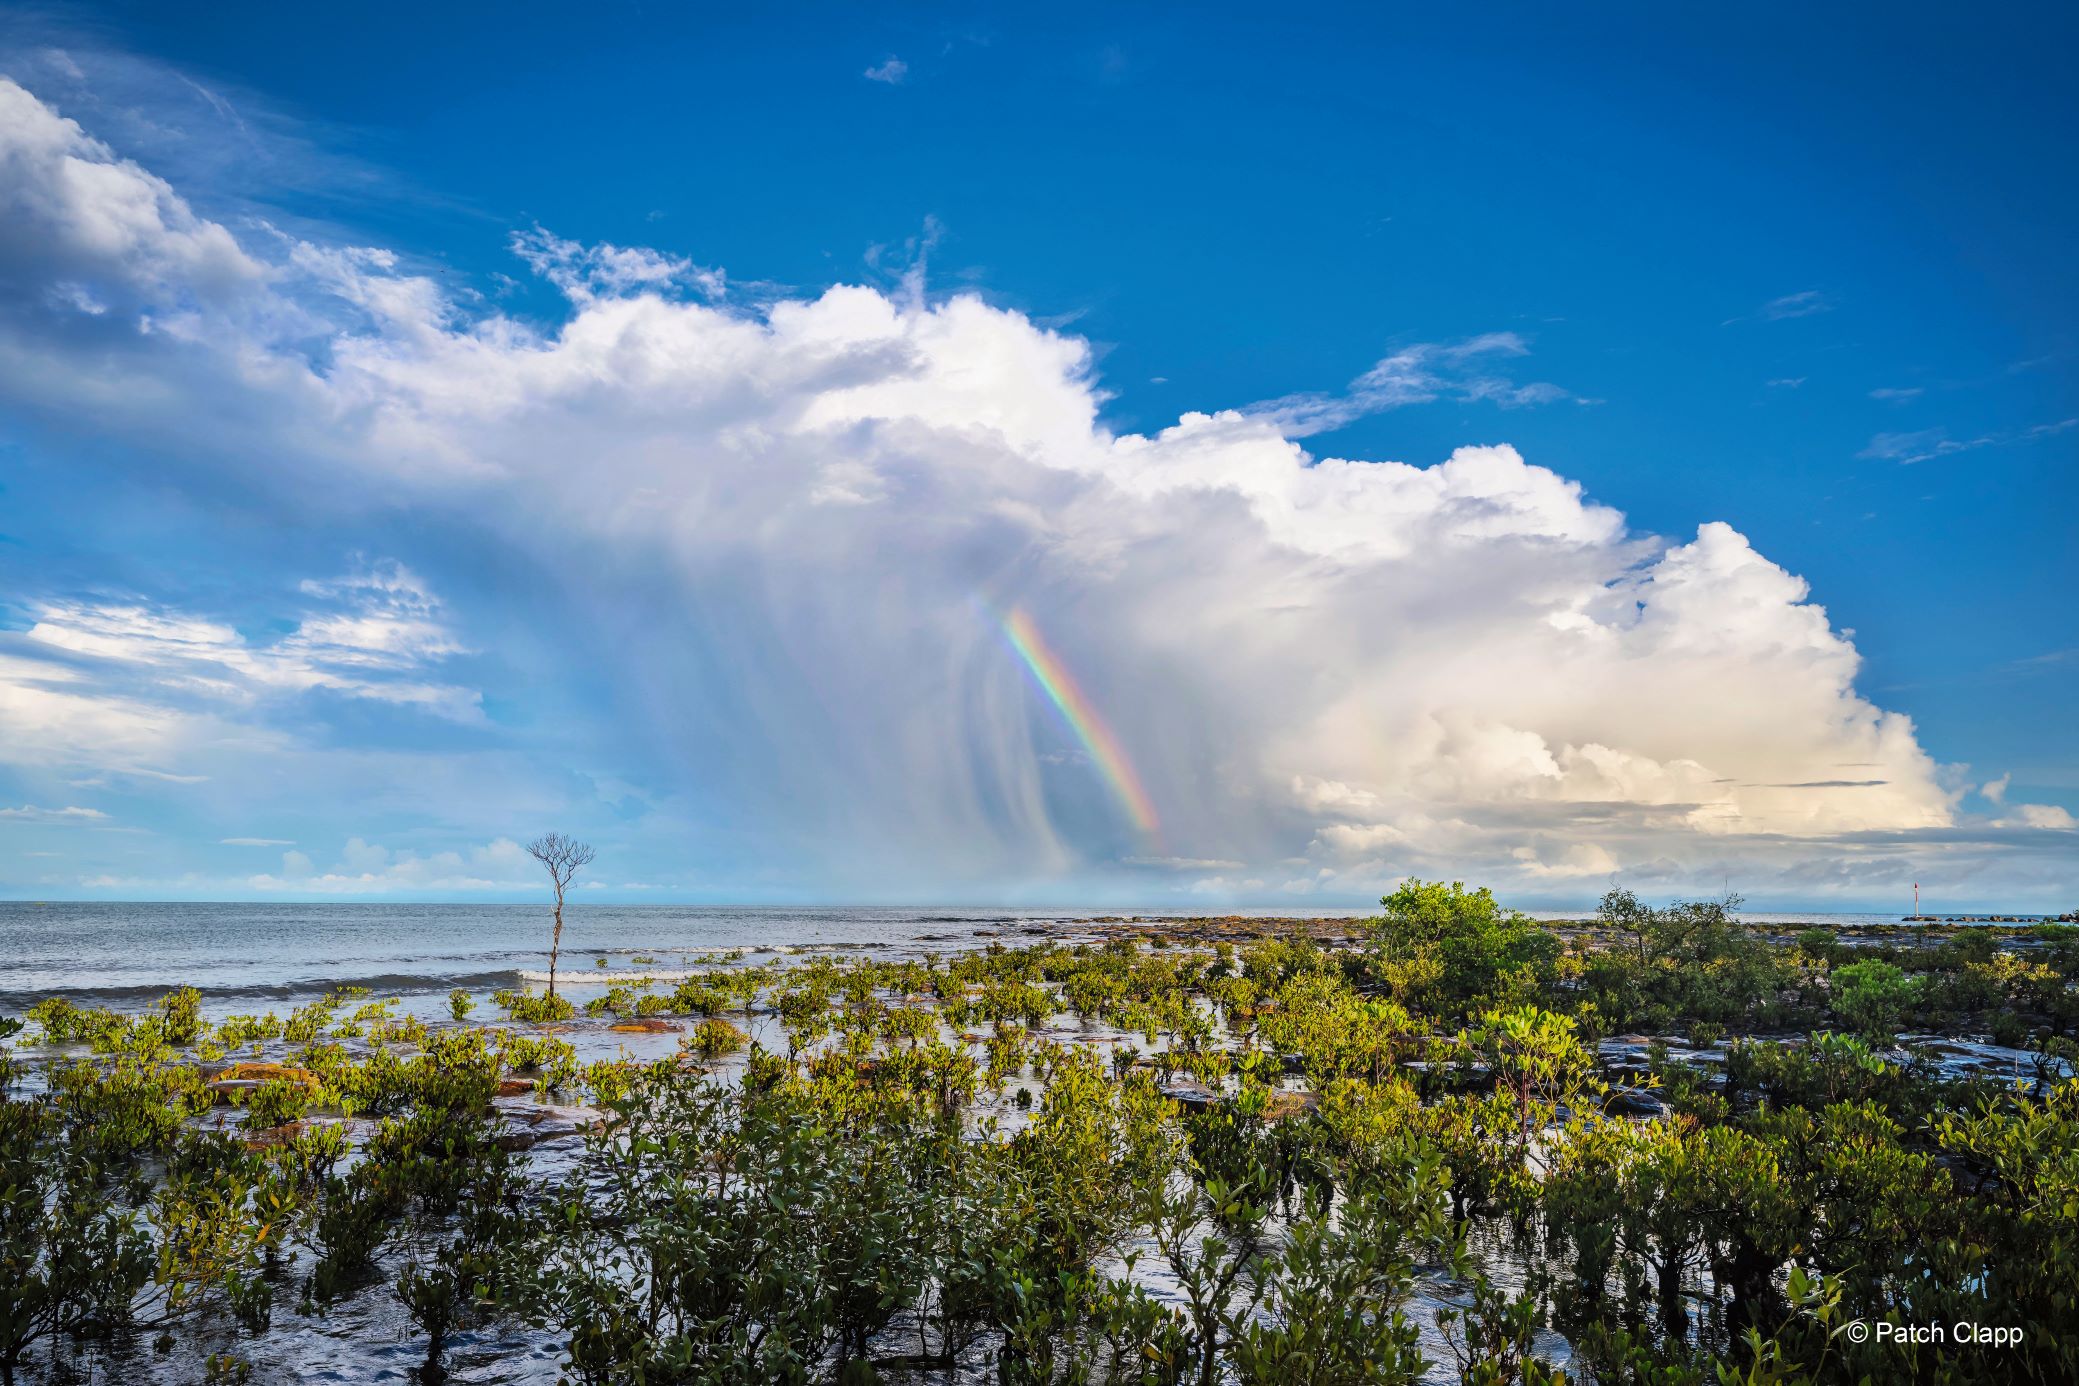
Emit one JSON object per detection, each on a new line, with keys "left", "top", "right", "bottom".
{"left": 525, "top": 833, "right": 595, "bottom": 998}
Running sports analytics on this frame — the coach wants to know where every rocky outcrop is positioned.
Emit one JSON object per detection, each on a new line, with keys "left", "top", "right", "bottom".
{"left": 205, "top": 1061, "right": 322, "bottom": 1103}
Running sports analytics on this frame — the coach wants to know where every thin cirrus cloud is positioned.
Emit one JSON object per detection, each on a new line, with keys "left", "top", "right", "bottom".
{"left": 1760, "top": 290, "right": 1832, "bottom": 320}
{"left": 1248, "top": 332, "right": 1585, "bottom": 437}
{"left": 1858, "top": 418, "right": 2078, "bottom": 464}
{"left": 1722, "top": 289, "right": 1833, "bottom": 326}
{"left": 0, "top": 73, "right": 2070, "bottom": 903}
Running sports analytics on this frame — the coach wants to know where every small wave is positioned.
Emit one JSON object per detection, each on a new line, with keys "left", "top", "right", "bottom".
{"left": 517, "top": 968, "right": 709, "bottom": 984}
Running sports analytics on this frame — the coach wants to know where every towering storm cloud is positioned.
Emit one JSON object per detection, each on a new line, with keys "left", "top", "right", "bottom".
{"left": 0, "top": 75, "right": 2062, "bottom": 900}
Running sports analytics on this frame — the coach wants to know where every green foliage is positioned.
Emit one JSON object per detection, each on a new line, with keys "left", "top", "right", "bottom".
{"left": 1793, "top": 927, "right": 1839, "bottom": 962}
{"left": 153, "top": 988, "right": 204, "bottom": 1046}
{"left": 26, "top": 997, "right": 115, "bottom": 1045}
{"left": 493, "top": 1030, "right": 580, "bottom": 1090}
{"left": 1930, "top": 1080, "right": 2079, "bottom": 1363}
{"left": 0, "top": 1100, "right": 154, "bottom": 1383}
{"left": 1369, "top": 879, "right": 1559, "bottom": 1017}
{"left": 1257, "top": 972, "right": 1417, "bottom": 1087}
{"left": 1227, "top": 1171, "right": 1449, "bottom": 1383}
{"left": 214, "top": 1012, "right": 286, "bottom": 1049}
{"left": 687, "top": 1016, "right": 749, "bottom": 1058}
{"left": 1438, "top": 1274, "right": 1570, "bottom": 1386}
{"left": 1577, "top": 889, "right": 1792, "bottom": 1030}
{"left": 1830, "top": 960, "right": 1921, "bottom": 1036}
{"left": 1471, "top": 1004, "right": 1603, "bottom": 1156}
{"left": 241, "top": 1078, "right": 314, "bottom": 1130}
{"left": 491, "top": 987, "right": 576, "bottom": 1024}
{"left": 387, "top": 1108, "right": 522, "bottom": 1375}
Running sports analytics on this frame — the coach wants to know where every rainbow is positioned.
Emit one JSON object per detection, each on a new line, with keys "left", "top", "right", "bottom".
{"left": 999, "top": 607, "right": 1161, "bottom": 836}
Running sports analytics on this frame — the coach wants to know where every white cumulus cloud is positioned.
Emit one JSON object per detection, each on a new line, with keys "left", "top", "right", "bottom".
{"left": 0, "top": 75, "right": 2061, "bottom": 902}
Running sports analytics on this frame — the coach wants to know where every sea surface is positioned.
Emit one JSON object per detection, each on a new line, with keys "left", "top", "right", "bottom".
{"left": 0, "top": 899, "right": 1969, "bottom": 1012}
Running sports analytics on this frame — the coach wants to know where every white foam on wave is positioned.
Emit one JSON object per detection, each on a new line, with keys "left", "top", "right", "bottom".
{"left": 515, "top": 968, "right": 709, "bottom": 984}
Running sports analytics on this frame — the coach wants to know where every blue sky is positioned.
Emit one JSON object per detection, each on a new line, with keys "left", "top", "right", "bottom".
{"left": 0, "top": 2, "right": 2073, "bottom": 908}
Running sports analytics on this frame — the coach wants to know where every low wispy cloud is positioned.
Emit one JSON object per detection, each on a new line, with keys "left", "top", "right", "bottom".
{"left": 0, "top": 559, "right": 483, "bottom": 795}
{"left": 1765, "top": 377, "right": 1806, "bottom": 389}
{"left": 246, "top": 836, "right": 536, "bottom": 894}
{"left": 220, "top": 836, "right": 294, "bottom": 846}
{"left": 1858, "top": 418, "right": 2077, "bottom": 464}
{"left": 0, "top": 804, "right": 109, "bottom": 821}
{"left": 19, "top": 561, "right": 479, "bottom": 720}
{"left": 863, "top": 57, "right": 908, "bottom": 85}
{"left": 1869, "top": 387, "right": 1923, "bottom": 402}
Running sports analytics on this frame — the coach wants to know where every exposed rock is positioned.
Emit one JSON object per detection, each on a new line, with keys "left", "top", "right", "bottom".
{"left": 608, "top": 1017, "right": 682, "bottom": 1034}
{"left": 1160, "top": 1081, "right": 1219, "bottom": 1112}
{"left": 1262, "top": 1090, "right": 1319, "bottom": 1121}
{"left": 240, "top": 1114, "right": 359, "bottom": 1151}
{"left": 206, "top": 1061, "right": 323, "bottom": 1104}
{"left": 490, "top": 1101, "right": 604, "bottom": 1152}
{"left": 212, "top": 1061, "right": 322, "bottom": 1092}
{"left": 240, "top": 1120, "right": 307, "bottom": 1149}
{"left": 1605, "top": 1086, "right": 1668, "bottom": 1118}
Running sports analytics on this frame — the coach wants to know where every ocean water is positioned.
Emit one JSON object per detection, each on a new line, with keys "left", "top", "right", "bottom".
{"left": 0, "top": 902, "right": 1096, "bottom": 1008}
{"left": 0, "top": 899, "right": 1973, "bottom": 1012}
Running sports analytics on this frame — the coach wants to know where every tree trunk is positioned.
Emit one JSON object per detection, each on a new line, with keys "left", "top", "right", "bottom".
{"left": 549, "top": 896, "right": 564, "bottom": 997}
{"left": 1722, "top": 1247, "right": 1779, "bottom": 1339}
{"left": 1657, "top": 1257, "right": 1688, "bottom": 1339}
